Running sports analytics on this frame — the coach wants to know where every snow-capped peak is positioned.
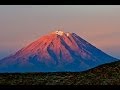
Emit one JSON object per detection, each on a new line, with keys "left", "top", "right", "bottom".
{"left": 0, "top": 30, "right": 116, "bottom": 72}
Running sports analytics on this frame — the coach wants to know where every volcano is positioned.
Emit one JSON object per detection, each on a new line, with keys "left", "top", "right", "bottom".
{"left": 0, "top": 30, "right": 117, "bottom": 72}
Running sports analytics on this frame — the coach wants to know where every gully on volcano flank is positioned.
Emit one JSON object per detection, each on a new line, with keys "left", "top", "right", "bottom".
{"left": 0, "top": 30, "right": 117, "bottom": 72}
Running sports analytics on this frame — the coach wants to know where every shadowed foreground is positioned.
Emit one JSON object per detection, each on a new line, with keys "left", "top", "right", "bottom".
{"left": 0, "top": 60, "right": 120, "bottom": 85}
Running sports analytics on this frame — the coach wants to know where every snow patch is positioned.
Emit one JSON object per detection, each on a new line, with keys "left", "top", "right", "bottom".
{"left": 66, "top": 32, "right": 70, "bottom": 37}
{"left": 55, "top": 30, "right": 64, "bottom": 36}
{"left": 53, "top": 30, "right": 71, "bottom": 37}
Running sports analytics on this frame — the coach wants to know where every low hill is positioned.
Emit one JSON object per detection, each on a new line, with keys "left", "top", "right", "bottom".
{"left": 0, "top": 60, "right": 120, "bottom": 85}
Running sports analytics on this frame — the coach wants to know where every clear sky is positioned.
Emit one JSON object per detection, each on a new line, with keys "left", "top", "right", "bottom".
{"left": 0, "top": 5, "right": 120, "bottom": 59}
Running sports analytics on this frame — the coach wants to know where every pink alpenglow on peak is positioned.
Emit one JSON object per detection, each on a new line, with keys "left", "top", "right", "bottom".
{"left": 0, "top": 30, "right": 117, "bottom": 72}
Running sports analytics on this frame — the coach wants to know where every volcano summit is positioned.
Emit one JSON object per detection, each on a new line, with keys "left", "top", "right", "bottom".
{"left": 0, "top": 30, "right": 116, "bottom": 72}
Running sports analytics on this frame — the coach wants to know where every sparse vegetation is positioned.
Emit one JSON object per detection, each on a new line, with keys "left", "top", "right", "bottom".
{"left": 0, "top": 60, "right": 120, "bottom": 85}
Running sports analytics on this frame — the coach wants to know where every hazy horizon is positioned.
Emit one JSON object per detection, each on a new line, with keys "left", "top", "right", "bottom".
{"left": 0, "top": 5, "right": 120, "bottom": 59}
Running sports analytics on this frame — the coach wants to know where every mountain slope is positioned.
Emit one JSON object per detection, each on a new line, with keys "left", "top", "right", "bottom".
{"left": 0, "top": 30, "right": 117, "bottom": 72}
